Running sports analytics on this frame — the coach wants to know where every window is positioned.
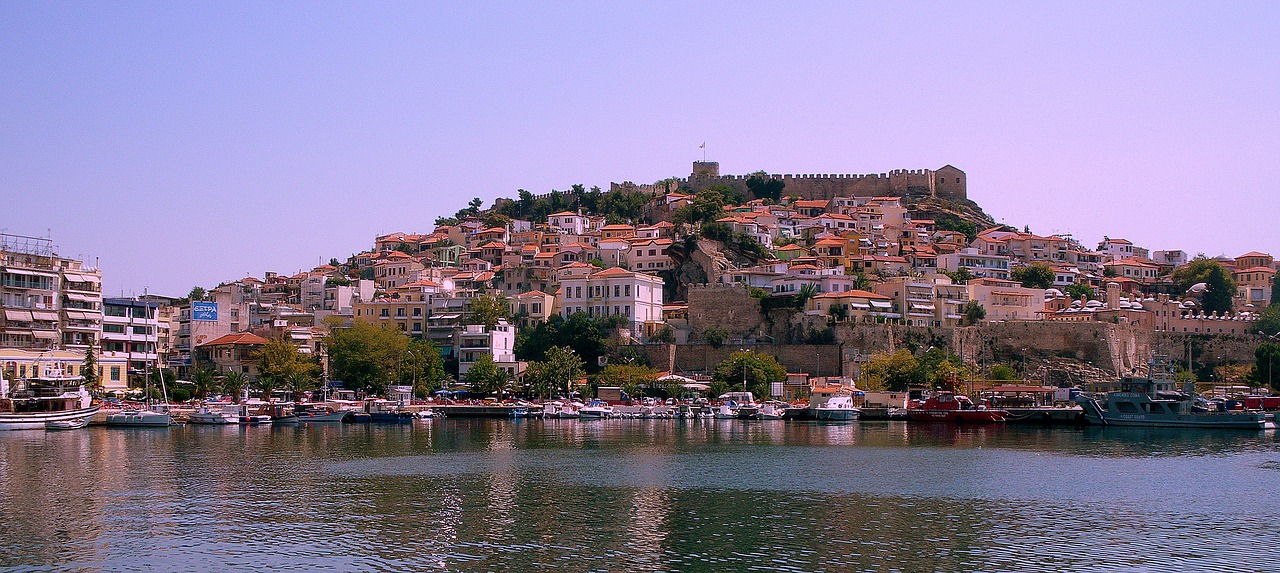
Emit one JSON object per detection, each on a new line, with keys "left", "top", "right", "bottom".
{"left": 380, "top": 308, "right": 389, "bottom": 317}
{"left": 103, "top": 324, "right": 125, "bottom": 334}
{"left": 614, "top": 285, "right": 621, "bottom": 297}
{"left": 414, "top": 307, "right": 422, "bottom": 316}
{"left": 624, "top": 284, "right": 631, "bottom": 297}
{"left": 132, "top": 326, "right": 152, "bottom": 335}
{"left": 110, "top": 367, "right": 121, "bottom": 381}
{"left": 396, "top": 308, "right": 405, "bottom": 317}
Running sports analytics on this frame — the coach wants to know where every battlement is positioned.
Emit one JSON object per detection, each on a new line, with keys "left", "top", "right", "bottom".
{"left": 613, "top": 163, "right": 966, "bottom": 202}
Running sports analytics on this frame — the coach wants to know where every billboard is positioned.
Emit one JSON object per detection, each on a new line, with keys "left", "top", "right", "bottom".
{"left": 191, "top": 301, "right": 218, "bottom": 322}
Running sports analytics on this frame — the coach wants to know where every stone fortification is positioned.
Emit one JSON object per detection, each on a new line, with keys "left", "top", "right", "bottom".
{"left": 612, "top": 162, "right": 967, "bottom": 202}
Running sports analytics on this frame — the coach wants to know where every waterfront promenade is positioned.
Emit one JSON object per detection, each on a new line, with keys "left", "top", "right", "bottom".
{"left": 3, "top": 419, "right": 1279, "bottom": 572}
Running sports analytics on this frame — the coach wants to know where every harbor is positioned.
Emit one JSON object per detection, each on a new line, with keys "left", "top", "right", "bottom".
{"left": 4, "top": 418, "right": 1280, "bottom": 572}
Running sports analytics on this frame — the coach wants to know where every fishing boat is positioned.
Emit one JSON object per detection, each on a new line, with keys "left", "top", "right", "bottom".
{"left": 906, "top": 392, "right": 1007, "bottom": 423}
{"left": 543, "top": 401, "right": 580, "bottom": 419}
{"left": 293, "top": 404, "right": 351, "bottom": 423}
{"left": 815, "top": 395, "right": 861, "bottom": 421}
{"left": 1, "top": 367, "right": 100, "bottom": 430}
{"left": 1076, "top": 357, "right": 1266, "bottom": 429}
{"left": 758, "top": 402, "right": 787, "bottom": 420}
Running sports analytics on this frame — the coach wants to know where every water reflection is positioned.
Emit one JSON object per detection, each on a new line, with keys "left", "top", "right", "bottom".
{"left": 2, "top": 420, "right": 1279, "bottom": 572}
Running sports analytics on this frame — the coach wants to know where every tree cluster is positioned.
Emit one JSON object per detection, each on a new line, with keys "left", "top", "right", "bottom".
{"left": 712, "top": 351, "right": 786, "bottom": 399}
{"left": 328, "top": 320, "right": 447, "bottom": 397}
{"left": 1171, "top": 258, "right": 1237, "bottom": 315}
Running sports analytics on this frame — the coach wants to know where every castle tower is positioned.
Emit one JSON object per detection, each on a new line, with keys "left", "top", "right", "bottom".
{"left": 692, "top": 161, "right": 719, "bottom": 178}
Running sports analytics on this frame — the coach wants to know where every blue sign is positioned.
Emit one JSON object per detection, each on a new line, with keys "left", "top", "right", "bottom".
{"left": 191, "top": 301, "right": 218, "bottom": 322}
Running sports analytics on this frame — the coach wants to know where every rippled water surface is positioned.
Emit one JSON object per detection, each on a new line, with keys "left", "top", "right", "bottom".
{"left": 3, "top": 420, "right": 1279, "bottom": 572}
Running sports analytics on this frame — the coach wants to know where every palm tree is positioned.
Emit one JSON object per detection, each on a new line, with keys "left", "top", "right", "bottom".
{"left": 191, "top": 368, "right": 217, "bottom": 399}
{"left": 285, "top": 371, "right": 314, "bottom": 401}
{"left": 221, "top": 371, "right": 248, "bottom": 403}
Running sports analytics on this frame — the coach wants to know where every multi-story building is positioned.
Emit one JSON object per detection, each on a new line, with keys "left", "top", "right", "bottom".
{"left": 0, "top": 233, "right": 103, "bottom": 352}
{"left": 967, "top": 278, "right": 1047, "bottom": 321}
{"left": 937, "top": 248, "right": 1012, "bottom": 280}
{"left": 557, "top": 268, "right": 664, "bottom": 338}
{"left": 456, "top": 320, "right": 519, "bottom": 378}
{"left": 101, "top": 297, "right": 160, "bottom": 380}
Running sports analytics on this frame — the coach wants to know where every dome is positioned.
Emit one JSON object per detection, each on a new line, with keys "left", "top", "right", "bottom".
{"left": 1086, "top": 300, "right": 1104, "bottom": 308}
{"left": 1045, "top": 288, "right": 1063, "bottom": 297}
{"left": 1188, "top": 282, "right": 1208, "bottom": 293}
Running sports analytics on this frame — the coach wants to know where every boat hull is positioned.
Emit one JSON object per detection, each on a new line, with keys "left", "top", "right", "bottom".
{"left": 815, "top": 408, "right": 861, "bottom": 421}
{"left": 906, "top": 409, "right": 1007, "bottom": 423}
{"left": 105, "top": 410, "right": 172, "bottom": 427}
{"left": 1077, "top": 396, "right": 1267, "bottom": 429}
{"left": 0, "top": 406, "right": 101, "bottom": 431}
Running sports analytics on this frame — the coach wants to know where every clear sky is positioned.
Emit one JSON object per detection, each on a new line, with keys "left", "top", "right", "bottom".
{"left": 3, "top": 2, "right": 1277, "bottom": 297}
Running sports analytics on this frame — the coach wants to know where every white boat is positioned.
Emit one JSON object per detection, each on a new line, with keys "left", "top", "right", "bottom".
{"left": 759, "top": 402, "right": 787, "bottom": 420}
{"left": 1, "top": 368, "right": 100, "bottom": 431}
{"left": 294, "top": 406, "right": 351, "bottom": 422}
{"left": 578, "top": 401, "right": 613, "bottom": 419}
{"left": 713, "top": 404, "right": 738, "bottom": 419}
{"left": 45, "top": 418, "right": 89, "bottom": 431}
{"left": 544, "top": 402, "right": 580, "bottom": 419}
{"left": 188, "top": 404, "right": 238, "bottom": 425}
{"left": 105, "top": 363, "right": 172, "bottom": 427}
{"left": 815, "top": 395, "right": 861, "bottom": 421}
{"left": 105, "top": 407, "right": 172, "bottom": 427}
{"left": 414, "top": 409, "right": 434, "bottom": 419}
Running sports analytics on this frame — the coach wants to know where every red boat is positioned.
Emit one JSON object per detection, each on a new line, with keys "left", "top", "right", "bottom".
{"left": 906, "top": 392, "right": 1007, "bottom": 423}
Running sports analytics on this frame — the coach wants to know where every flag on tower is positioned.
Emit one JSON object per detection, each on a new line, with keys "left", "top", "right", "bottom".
{"left": 699, "top": 142, "right": 705, "bottom": 148}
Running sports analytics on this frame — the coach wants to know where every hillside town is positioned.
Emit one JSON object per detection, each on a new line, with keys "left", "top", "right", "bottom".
{"left": 4, "top": 162, "right": 1279, "bottom": 402}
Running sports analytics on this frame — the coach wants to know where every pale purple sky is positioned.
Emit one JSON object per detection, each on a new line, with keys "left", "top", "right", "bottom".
{"left": 3, "top": 2, "right": 1277, "bottom": 297}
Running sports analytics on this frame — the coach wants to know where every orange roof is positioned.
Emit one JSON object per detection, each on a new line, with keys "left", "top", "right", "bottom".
{"left": 203, "top": 332, "right": 268, "bottom": 346}
{"left": 1235, "top": 266, "right": 1276, "bottom": 274}
{"left": 1238, "top": 251, "right": 1272, "bottom": 258}
{"left": 591, "top": 267, "right": 635, "bottom": 278}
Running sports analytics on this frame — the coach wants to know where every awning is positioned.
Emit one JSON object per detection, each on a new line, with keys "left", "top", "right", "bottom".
{"left": 6, "top": 268, "right": 58, "bottom": 278}
{"left": 910, "top": 303, "right": 936, "bottom": 311}
{"left": 30, "top": 310, "right": 59, "bottom": 322}
{"left": 62, "top": 273, "right": 101, "bottom": 283}
{"left": 3, "top": 309, "right": 33, "bottom": 322}
{"left": 63, "top": 310, "right": 94, "bottom": 320}
{"left": 869, "top": 300, "right": 893, "bottom": 309}
{"left": 31, "top": 330, "right": 59, "bottom": 340}
{"left": 849, "top": 302, "right": 871, "bottom": 309}
{"left": 65, "top": 293, "right": 98, "bottom": 303}
{"left": 433, "top": 314, "right": 461, "bottom": 319}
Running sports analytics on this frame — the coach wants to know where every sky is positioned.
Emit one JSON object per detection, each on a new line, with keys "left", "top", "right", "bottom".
{"left": 3, "top": 1, "right": 1278, "bottom": 298}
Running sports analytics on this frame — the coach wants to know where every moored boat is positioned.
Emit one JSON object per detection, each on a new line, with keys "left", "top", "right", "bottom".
{"left": 188, "top": 404, "right": 238, "bottom": 425}
{"left": 1, "top": 368, "right": 100, "bottom": 431}
{"left": 105, "top": 407, "right": 173, "bottom": 427}
{"left": 1075, "top": 357, "right": 1265, "bottom": 429}
{"left": 578, "top": 401, "right": 613, "bottom": 419}
{"left": 906, "top": 392, "right": 1007, "bottom": 423}
{"left": 815, "top": 395, "right": 861, "bottom": 421}
{"left": 45, "top": 418, "right": 88, "bottom": 431}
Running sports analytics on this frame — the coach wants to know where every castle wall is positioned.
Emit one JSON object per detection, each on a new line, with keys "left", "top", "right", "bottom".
{"left": 611, "top": 165, "right": 966, "bottom": 202}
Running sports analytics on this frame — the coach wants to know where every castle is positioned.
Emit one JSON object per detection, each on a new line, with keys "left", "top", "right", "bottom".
{"left": 611, "top": 161, "right": 967, "bottom": 202}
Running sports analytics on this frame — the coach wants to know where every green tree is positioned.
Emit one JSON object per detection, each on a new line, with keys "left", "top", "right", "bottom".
{"left": 989, "top": 364, "right": 1018, "bottom": 381}
{"left": 467, "top": 293, "right": 510, "bottom": 328}
{"left": 482, "top": 212, "right": 512, "bottom": 230}
{"left": 942, "top": 268, "right": 973, "bottom": 284}
{"left": 328, "top": 320, "right": 410, "bottom": 396}
{"left": 1171, "top": 257, "right": 1237, "bottom": 315}
{"left": 702, "top": 326, "right": 728, "bottom": 348}
{"left": 1256, "top": 305, "right": 1280, "bottom": 337}
{"left": 1064, "top": 283, "right": 1094, "bottom": 300}
{"left": 515, "top": 312, "right": 609, "bottom": 372}
{"left": 593, "top": 364, "right": 659, "bottom": 396}
{"left": 524, "top": 346, "right": 586, "bottom": 398}
{"left": 650, "top": 326, "right": 676, "bottom": 345}
{"left": 796, "top": 283, "right": 820, "bottom": 307}
{"left": 1012, "top": 263, "right": 1055, "bottom": 289}
{"left": 1103, "top": 266, "right": 1118, "bottom": 278}
{"left": 861, "top": 350, "right": 924, "bottom": 391}
{"left": 254, "top": 337, "right": 313, "bottom": 398}
{"left": 191, "top": 368, "right": 218, "bottom": 399}
{"left": 401, "top": 340, "right": 446, "bottom": 398}
{"left": 1254, "top": 342, "right": 1280, "bottom": 391}
{"left": 221, "top": 371, "right": 248, "bottom": 402}
{"left": 464, "top": 354, "right": 509, "bottom": 398}
{"left": 745, "top": 171, "right": 784, "bottom": 202}
{"left": 1271, "top": 273, "right": 1280, "bottom": 306}
{"left": 81, "top": 347, "right": 100, "bottom": 395}
{"left": 963, "top": 301, "right": 986, "bottom": 326}
{"left": 188, "top": 286, "right": 207, "bottom": 301}
{"left": 713, "top": 351, "right": 786, "bottom": 398}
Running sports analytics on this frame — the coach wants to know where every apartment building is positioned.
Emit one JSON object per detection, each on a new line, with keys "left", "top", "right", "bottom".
{"left": 0, "top": 234, "right": 103, "bottom": 352}
{"left": 557, "top": 268, "right": 664, "bottom": 338}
